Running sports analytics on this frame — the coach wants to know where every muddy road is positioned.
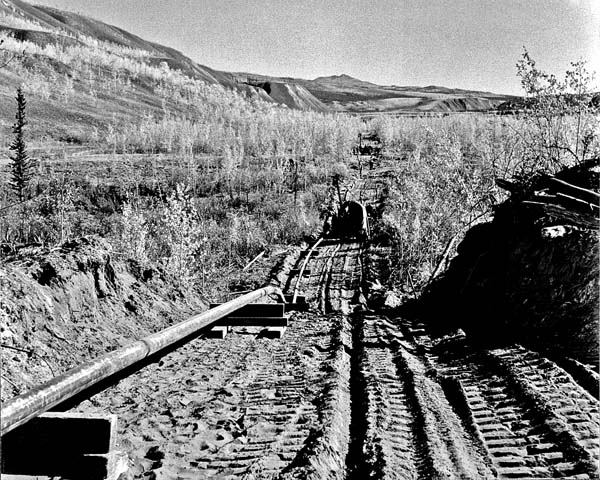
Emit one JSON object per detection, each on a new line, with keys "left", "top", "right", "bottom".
{"left": 67, "top": 234, "right": 599, "bottom": 480}
{"left": 61, "top": 158, "right": 598, "bottom": 480}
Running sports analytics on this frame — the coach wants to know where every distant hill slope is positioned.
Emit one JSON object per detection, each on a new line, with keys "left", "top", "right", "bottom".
{"left": 0, "top": 0, "right": 235, "bottom": 86}
{"left": 267, "top": 82, "right": 328, "bottom": 112}
{"left": 0, "top": 0, "right": 515, "bottom": 114}
{"left": 235, "top": 73, "right": 516, "bottom": 113}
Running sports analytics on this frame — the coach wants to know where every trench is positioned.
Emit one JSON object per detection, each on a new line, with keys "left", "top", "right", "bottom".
{"left": 344, "top": 312, "right": 370, "bottom": 479}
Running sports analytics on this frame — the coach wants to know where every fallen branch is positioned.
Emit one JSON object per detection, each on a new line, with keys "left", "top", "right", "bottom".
{"left": 427, "top": 234, "right": 459, "bottom": 286}
{"left": 242, "top": 250, "right": 265, "bottom": 271}
{"left": 549, "top": 177, "right": 600, "bottom": 205}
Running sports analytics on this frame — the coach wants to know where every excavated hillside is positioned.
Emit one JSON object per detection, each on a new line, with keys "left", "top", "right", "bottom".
{"left": 0, "top": 238, "right": 207, "bottom": 401}
{"left": 419, "top": 159, "right": 600, "bottom": 366}
{"left": 266, "top": 82, "right": 329, "bottom": 112}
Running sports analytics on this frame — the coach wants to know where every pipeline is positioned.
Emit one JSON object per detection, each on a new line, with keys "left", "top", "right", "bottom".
{"left": 1, "top": 285, "right": 282, "bottom": 436}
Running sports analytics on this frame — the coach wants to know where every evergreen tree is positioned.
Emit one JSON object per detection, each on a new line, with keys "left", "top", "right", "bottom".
{"left": 9, "top": 87, "right": 33, "bottom": 203}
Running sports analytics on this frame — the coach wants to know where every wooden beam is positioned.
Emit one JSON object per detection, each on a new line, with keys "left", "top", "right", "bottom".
{"left": 262, "top": 327, "right": 287, "bottom": 339}
{"left": 283, "top": 294, "right": 306, "bottom": 304}
{"left": 289, "top": 269, "right": 312, "bottom": 276}
{"left": 206, "top": 326, "right": 229, "bottom": 339}
{"left": 242, "top": 250, "right": 265, "bottom": 271}
{"left": 1, "top": 412, "right": 116, "bottom": 479}
{"left": 215, "top": 317, "right": 288, "bottom": 327}
{"left": 549, "top": 177, "right": 600, "bottom": 204}
{"left": 555, "top": 192, "right": 600, "bottom": 212}
{"left": 210, "top": 303, "right": 284, "bottom": 318}
{"left": 282, "top": 294, "right": 308, "bottom": 311}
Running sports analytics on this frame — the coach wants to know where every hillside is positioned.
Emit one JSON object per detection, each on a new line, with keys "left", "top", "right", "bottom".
{"left": 0, "top": 1, "right": 516, "bottom": 117}
{"left": 0, "top": 0, "right": 331, "bottom": 113}
{"left": 235, "top": 72, "right": 515, "bottom": 113}
{"left": 0, "top": 0, "right": 234, "bottom": 86}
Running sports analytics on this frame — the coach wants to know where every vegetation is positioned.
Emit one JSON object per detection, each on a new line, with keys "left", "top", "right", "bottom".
{"left": 8, "top": 87, "right": 33, "bottom": 203}
{"left": 368, "top": 50, "right": 598, "bottom": 288}
{"left": 0, "top": 27, "right": 597, "bottom": 299}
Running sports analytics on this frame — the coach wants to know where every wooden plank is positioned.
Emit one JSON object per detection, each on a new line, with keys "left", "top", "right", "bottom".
{"left": 1, "top": 412, "right": 116, "bottom": 479}
{"left": 263, "top": 326, "right": 287, "bottom": 339}
{"left": 242, "top": 250, "right": 265, "bottom": 271}
{"left": 549, "top": 177, "right": 600, "bottom": 204}
{"left": 284, "top": 294, "right": 306, "bottom": 304}
{"left": 285, "top": 303, "right": 308, "bottom": 312}
{"left": 215, "top": 317, "right": 287, "bottom": 327}
{"left": 289, "top": 269, "right": 312, "bottom": 276}
{"left": 210, "top": 303, "right": 284, "bottom": 318}
{"left": 283, "top": 295, "right": 308, "bottom": 312}
{"left": 206, "top": 326, "right": 228, "bottom": 339}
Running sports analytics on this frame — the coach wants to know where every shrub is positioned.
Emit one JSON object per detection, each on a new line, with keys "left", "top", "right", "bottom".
{"left": 515, "top": 49, "right": 599, "bottom": 181}
{"left": 159, "top": 184, "right": 203, "bottom": 287}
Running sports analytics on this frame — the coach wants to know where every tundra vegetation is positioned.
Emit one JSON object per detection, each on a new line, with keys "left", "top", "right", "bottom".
{"left": 0, "top": 15, "right": 597, "bottom": 300}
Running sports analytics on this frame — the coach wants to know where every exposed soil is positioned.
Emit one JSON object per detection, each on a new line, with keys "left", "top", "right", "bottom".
{"left": 1, "top": 158, "right": 598, "bottom": 480}
{"left": 0, "top": 237, "right": 208, "bottom": 401}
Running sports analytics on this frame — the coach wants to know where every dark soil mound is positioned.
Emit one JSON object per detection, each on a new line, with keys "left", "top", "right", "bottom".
{"left": 418, "top": 160, "right": 599, "bottom": 366}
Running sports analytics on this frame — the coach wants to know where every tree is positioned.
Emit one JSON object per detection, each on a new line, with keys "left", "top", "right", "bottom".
{"left": 515, "top": 49, "right": 598, "bottom": 178}
{"left": 9, "top": 87, "right": 34, "bottom": 203}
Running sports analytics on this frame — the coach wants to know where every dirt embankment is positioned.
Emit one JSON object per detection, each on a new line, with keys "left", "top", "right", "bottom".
{"left": 419, "top": 161, "right": 599, "bottom": 366}
{"left": 0, "top": 237, "right": 207, "bottom": 401}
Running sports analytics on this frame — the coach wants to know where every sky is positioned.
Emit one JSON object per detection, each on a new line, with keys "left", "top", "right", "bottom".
{"left": 31, "top": 0, "right": 600, "bottom": 95}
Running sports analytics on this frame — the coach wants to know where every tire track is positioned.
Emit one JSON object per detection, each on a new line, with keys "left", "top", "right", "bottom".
{"left": 351, "top": 314, "right": 422, "bottom": 480}
{"left": 428, "top": 346, "right": 598, "bottom": 479}
{"left": 347, "top": 314, "right": 493, "bottom": 479}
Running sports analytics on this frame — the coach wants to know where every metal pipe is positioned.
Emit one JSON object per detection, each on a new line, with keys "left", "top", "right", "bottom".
{"left": 1, "top": 285, "right": 281, "bottom": 436}
{"left": 292, "top": 237, "right": 322, "bottom": 304}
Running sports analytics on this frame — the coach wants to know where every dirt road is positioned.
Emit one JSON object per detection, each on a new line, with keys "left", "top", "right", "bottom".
{"left": 69, "top": 235, "right": 599, "bottom": 480}
{"left": 66, "top": 159, "right": 598, "bottom": 479}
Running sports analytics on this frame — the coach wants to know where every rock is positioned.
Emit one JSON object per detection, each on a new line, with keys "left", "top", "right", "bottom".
{"left": 383, "top": 291, "right": 403, "bottom": 308}
{"left": 145, "top": 445, "right": 164, "bottom": 461}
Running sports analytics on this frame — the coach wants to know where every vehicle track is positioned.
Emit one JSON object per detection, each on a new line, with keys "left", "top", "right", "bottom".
{"left": 427, "top": 344, "right": 599, "bottom": 479}
{"left": 283, "top": 240, "right": 362, "bottom": 315}
{"left": 350, "top": 314, "right": 422, "bottom": 479}
{"left": 348, "top": 315, "right": 495, "bottom": 479}
{"left": 73, "top": 312, "right": 352, "bottom": 479}
{"left": 67, "top": 239, "right": 363, "bottom": 479}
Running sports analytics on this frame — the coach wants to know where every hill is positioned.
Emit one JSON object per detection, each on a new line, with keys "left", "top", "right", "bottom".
{"left": 234, "top": 73, "right": 515, "bottom": 113}
{"left": 0, "top": 0, "right": 327, "bottom": 112}
{"left": 0, "top": 0, "right": 234, "bottom": 86}
{"left": 0, "top": 0, "right": 517, "bottom": 144}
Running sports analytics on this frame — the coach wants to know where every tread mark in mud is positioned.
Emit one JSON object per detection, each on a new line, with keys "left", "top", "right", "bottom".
{"left": 429, "top": 346, "right": 598, "bottom": 479}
